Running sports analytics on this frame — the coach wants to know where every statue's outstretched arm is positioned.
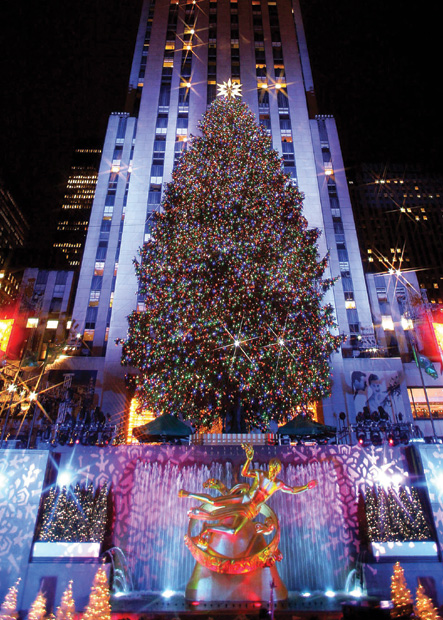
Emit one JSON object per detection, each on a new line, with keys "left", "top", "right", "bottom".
{"left": 178, "top": 489, "right": 217, "bottom": 504}
{"left": 203, "top": 478, "right": 228, "bottom": 494}
{"left": 241, "top": 443, "right": 255, "bottom": 479}
{"left": 279, "top": 479, "right": 317, "bottom": 495}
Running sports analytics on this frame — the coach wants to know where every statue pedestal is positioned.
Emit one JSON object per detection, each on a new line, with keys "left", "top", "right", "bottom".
{"left": 185, "top": 517, "right": 287, "bottom": 602}
{"left": 186, "top": 562, "right": 287, "bottom": 602}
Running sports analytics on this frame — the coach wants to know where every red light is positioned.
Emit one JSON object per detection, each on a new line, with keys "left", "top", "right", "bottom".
{"left": 358, "top": 438, "right": 364, "bottom": 445}
{"left": 191, "top": 601, "right": 200, "bottom": 606}
{"left": 254, "top": 602, "right": 262, "bottom": 608}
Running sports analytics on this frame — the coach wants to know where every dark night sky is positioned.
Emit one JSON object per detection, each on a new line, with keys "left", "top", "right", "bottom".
{"left": 0, "top": 0, "right": 441, "bottom": 259}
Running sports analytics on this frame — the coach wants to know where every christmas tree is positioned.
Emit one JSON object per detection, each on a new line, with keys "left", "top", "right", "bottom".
{"left": 90, "top": 483, "right": 108, "bottom": 543}
{"left": 122, "top": 94, "right": 341, "bottom": 429}
{"left": 36, "top": 483, "right": 108, "bottom": 543}
{"left": 27, "top": 591, "right": 46, "bottom": 620}
{"left": 415, "top": 582, "right": 441, "bottom": 620}
{"left": 55, "top": 581, "right": 76, "bottom": 620}
{"left": 391, "top": 562, "right": 413, "bottom": 618}
{"left": 410, "top": 487, "right": 432, "bottom": 540}
{"left": 83, "top": 483, "right": 96, "bottom": 529}
{"left": 42, "top": 487, "right": 69, "bottom": 542}
{"left": 82, "top": 565, "right": 111, "bottom": 620}
{"left": 38, "top": 487, "right": 57, "bottom": 541}
{"left": 364, "top": 486, "right": 380, "bottom": 542}
{"left": 377, "top": 486, "right": 389, "bottom": 542}
{"left": 364, "top": 485, "right": 433, "bottom": 543}
{"left": 387, "top": 486, "right": 404, "bottom": 541}
{"left": 0, "top": 578, "right": 20, "bottom": 620}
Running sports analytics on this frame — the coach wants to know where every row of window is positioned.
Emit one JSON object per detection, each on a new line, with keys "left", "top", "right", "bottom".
{"left": 319, "top": 120, "right": 360, "bottom": 340}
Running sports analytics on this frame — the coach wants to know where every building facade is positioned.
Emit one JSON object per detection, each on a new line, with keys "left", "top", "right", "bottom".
{"left": 52, "top": 148, "right": 102, "bottom": 270}
{"left": 0, "top": 178, "right": 29, "bottom": 308}
{"left": 64, "top": 0, "right": 415, "bottom": 431}
{"left": 349, "top": 163, "right": 443, "bottom": 304}
{"left": 8, "top": 268, "right": 76, "bottom": 361}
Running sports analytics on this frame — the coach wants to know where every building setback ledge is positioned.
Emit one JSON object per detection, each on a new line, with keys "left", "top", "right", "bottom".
{"left": 371, "top": 541, "right": 438, "bottom": 561}
{"left": 32, "top": 541, "right": 101, "bottom": 559}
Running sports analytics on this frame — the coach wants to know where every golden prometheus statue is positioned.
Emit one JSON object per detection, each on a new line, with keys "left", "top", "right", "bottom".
{"left": 179, "top": 443, "right": 317, "bottom": 602}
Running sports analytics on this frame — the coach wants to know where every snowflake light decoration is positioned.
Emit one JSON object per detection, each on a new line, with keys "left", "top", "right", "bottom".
{"left": 217, "top": 79, "right": 242, "bottom": 99}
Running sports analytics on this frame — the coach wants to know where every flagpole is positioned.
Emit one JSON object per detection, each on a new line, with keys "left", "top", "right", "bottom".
{"left": 404, "top": 281, "right": 439, "bottom": 442}
{"left": 412, "top": 341, "right": 438, "bottom": 442}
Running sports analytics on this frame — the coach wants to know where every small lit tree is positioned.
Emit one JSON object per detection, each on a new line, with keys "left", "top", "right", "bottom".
{"left": 27, "top": 591, "right": 46, "bottom": 620}
{"left": 377, "top": 485, "right": 389, "bottom": 542}
{"left": 90, "top": 483, "right": 108, "bottom": 543}
{"left": 364, "top": 486, "right": 380, "bottom": 542}
{"left": 55, "top": 581, "right": 76, "bottom": 620}
{"left": 38, "top": 487, "right": 57, "bottom": 541}
{"left": 410, "top": 488, "right": 432, "bottom": 540}
{"left": 415, "top": 583, "right": 441, "bottom": 620}
{"left": 0, "top": 578, "right": 20, "bottom": 620}
{"left": 391, "top": 562, "right": 413, "bottom": 618}
{"left": 82, "top": 565, "right": 111, "bottom": 620}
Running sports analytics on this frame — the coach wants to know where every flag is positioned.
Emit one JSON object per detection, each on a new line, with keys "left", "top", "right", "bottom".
{"left": 413, "top": 348, "right": 438, "bottom": 379}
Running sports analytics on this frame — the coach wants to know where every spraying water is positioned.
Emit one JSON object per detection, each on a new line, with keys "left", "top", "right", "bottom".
{"left": 123, "top": 457, "right": 350, "bottom": 594}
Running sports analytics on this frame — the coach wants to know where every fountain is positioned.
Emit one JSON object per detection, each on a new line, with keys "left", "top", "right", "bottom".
{"left": 122, "top": 454, "right": 351, "bottom": 596}
{"left": 103, "top": 547, "right": 134, "bottom": 595}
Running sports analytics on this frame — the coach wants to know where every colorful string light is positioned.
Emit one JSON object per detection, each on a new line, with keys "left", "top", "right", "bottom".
{"left": 122, "top": 97, "right": 342, "bottom": 429}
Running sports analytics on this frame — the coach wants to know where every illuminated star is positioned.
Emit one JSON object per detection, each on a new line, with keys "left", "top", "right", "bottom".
{"left": 262, "top": 319, "right": 297, "bottom": 372}
{"left": 217, "top": 79, "right": 242, "bottom": 99}
{"left": 213, "top": 318, "right": 257, "bottom": 362}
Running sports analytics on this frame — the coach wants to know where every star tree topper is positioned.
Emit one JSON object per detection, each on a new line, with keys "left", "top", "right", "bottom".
{"left": 217, "top": 79, "right": 242, "bottom": 99}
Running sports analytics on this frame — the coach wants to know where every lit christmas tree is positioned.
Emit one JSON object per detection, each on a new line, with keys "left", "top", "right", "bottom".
{"left": 391, "top": 562, "right": 413, "bottom": 618}
{"left": 122, "top": 94, "right": 341, "bottom": 430}
{"left": 38, "top": 487, "right": 57, "bottom": 541}
{"left": 364, "top": 485, "right": 433, "bottom": 543}
{"left": 90, "top": 483, "right": 108, "bottom": 543}
{"left": 27, "top": 591, "right": 46, "bottom": 620}
{"left": 55, "top": 581, "right": 76, "bottom": 620}
{"left": 83, "top": 483, "right": 96, "bottom": 530}
{"left": 364, "top": 486, "right": 380, "bottom": 542}
{"left": 82, "top": 565, "right": 111, "bottom": 620}
{"left": 0, "top": 578, "right": 20, "bottom": 620}
{"left": 387, "top": 486, "right": 404, "bottom": 541}
{"left": 410, "top": 487, "right": 432, "bottom": 540}
{"left": 43, "top": 487, "right": 69, "bottom": 542}
{"left": 415, "top": 582, "right": 441, "bottom": 620}
{"left": 61, "top": 484, "right": 88, "bottom": 542}
{"left": 36, "top": 483, "right": 107, "bottom": 543}
{"left": 377, "top": 486, "right": 389, "bottom": 542}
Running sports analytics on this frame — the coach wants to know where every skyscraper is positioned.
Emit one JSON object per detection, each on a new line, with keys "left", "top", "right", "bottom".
{"left": 349, "top": 163, "right": 443, "bottom": 304}
{"left": 65, "top": 0, "right": 408, "bottom": 428}
{"left": 0, "top": 178, "right": 29, "bottom": 308}
{"left": 52, "top": 148, "right": 102, "bottom": 270}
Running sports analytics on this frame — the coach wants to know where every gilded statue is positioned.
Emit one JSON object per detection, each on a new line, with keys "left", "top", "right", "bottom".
{"left": 179, "top": 444, "right": 317, "bottom": 575}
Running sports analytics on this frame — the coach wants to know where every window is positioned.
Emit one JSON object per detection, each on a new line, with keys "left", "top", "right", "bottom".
{"left": 113, "top": 145, "right": 123, "bottom": 161}
{"left": 89, "top": 291, "right": 100, "bottom": 306}
{"left": 26, "top": 318, "right": 39, "bottom": 328}
{"left": 36, "top": 271, "right": 49, "bottom": 285}
{"left": 94, "top": 261, "right": 105, "bottom": 276}
{"left": 55, "top": 272, "right": 68, "bottom": 285}
{"left": 381, "top": 315, "right": 395, "bottom": 331}
{"left": 46, "top": 320, "right": 59, "bottom": 329}
{"left": 277, "top": 89, "right": 288, "bottom": 109}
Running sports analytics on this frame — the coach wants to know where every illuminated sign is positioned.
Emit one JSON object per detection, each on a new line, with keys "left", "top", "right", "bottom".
{"left": 0, "top": 319, "right": 14, "bottom": 353}
{"left": 433, "top": 323, "right": 443, "bottom": 360}
{"left": 126, "top": 398, "right": 155, "bottom": 444}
